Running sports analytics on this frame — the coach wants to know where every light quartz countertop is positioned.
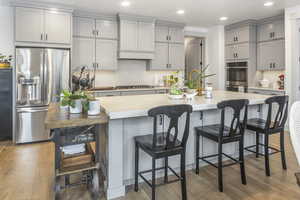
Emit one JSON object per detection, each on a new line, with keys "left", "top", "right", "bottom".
{"left": 97, "top": 90, "right": 272, "bottom": 120}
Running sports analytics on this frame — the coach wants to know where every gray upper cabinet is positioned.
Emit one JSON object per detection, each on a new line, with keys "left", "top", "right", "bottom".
{"left": 73, "top": 16, "right": 118, "bottom": 71}
{"left": 118, "top": 14, "right": 155, "bottom": 59}
{"left": 257, "top": 40, "right": 285, "bottom": 70}
{"left": 15, "top": 7, "right": 44, "bottom": 43}
{"left": 150, "top": 43, "right": 169, "bottom": 70}
{"left": 72, "top": 37, "right": 95, "bottom": 70}
{"left": 225, "top": 25, "right": 255, "bottom": 45}
{"left": 95, "top": 19, "right": 118, "bottom": 40}
{"left": 155, "top": 25, "right": 169, "bottom": 42}
{"left": 149, "top": 42, "right": 184, "bottom": 70}
{"left": 44, "top": 10, "right": 72, "bottom": 44}
{"left": 169, "top": 43, "right": 184, "bottom": 69}
{"left": 155, "top": 25, "right": 184, "bottom": 44}
{"left": 225, "top": 43, "right": 249, "bottom": 60}
{"left": 15, "top": 7, "right": 72, "bottom": 45}
{"left": 73, "top": 17, "right": 95, "bottom": 38}
{"left": 95, "top": 39, "right": 118, "bottom": 70}
{"left": 73, "top": 17, "right": 118, "bottom": 40}
{"left": 257, "top": 19, "right": 284, "bottom": 42}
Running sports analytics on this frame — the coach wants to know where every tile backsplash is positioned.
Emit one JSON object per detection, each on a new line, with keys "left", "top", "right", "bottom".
{"left": 93, "top": 60, "right": 183, "bottom": 87}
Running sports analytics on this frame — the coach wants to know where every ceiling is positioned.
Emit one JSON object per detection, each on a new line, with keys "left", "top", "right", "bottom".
{"left": 9, "top": 0, "right": 300, "bottom": 27}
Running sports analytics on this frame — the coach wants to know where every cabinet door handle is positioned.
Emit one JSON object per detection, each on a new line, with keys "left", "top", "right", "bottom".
{"left": 40, "top": 33, "right": 43, "bottom": 40}
{"left": 45, "top": 34, "right": 48, "bottom": 41}
{"left": 166, "top": 35, "right": 169, "bottom": 41}
{"left": 273, "top": 63, "right": 276, "bottom": 68}
{"left": 96, "top": 30, "right": 99, "bottom": 36}
{"left": 273, "top": 32, "right": 275, "bottom": 38}
{"left": 236, "top": 37, "right": 238, "bottom": 42}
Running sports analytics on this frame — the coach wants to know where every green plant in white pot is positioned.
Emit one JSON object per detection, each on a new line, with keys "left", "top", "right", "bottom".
{"left": 61, "top": 90, "right": 85, "bottom": 114}
{"left": 82, "top": 93, "right": 101, "bottom": 116}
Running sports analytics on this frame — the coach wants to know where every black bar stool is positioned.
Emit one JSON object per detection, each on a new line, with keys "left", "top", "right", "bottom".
{"left": 134, "top": 104, "right": 193, "bottom": 200}
{"left": 244, "top": 95, "right": 289, "bottom": 176}
{"left": 195, "top": 99, "right": 249, "bottom": 192}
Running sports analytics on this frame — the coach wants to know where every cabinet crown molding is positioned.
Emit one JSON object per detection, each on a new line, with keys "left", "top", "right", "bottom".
{"left": 225, "top": 20, "right": 258, "bottom": 30}
{"left": 73, "top": 10, "right": 117, "bottom": 21}
{"left": 10, "top": 0, "right": 73, "bottom": 13}
{"left": 156, "top": 20, "right": 186, "bottom": 28}
{"left": 118, "top": 13, "right": 156, "bottom": 23}
{"left": 257, "top": 14, "right": 284, "bottom": 25}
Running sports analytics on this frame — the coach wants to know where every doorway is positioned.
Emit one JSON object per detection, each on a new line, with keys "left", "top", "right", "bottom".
{"left": 184, "top": 36, "right": 205, "bottom": 80}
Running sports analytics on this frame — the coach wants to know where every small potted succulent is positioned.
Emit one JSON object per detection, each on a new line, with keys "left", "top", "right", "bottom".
{"left": 60, "top": 90, "right": 86, "bottom": 114}
{"left": 0, "top": 54, "right": 13, "bottom": 68}
{"left": 82, "top": 93, "right": 101, "bottom": 116}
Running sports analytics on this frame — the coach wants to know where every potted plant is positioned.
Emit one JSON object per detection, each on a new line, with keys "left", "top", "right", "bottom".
{"left": 167, "top": 71, "right": 184, "bottom": 99}
{"left": 82, "top": 93, "right": 101, "bottom": 115}
{"left": 0, "top": 54, "right": 13, "bottom": 68}
{"left": 189, "top": 65, "right": 216, "bottom": 96}
{"left": 60, "top": 90, "right": 85, "bottom": 114}
{"left": 186, "top": 79, "right": 197, "bottom": 94}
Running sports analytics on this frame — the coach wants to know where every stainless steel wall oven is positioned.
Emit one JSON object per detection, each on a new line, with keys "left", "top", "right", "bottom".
{"left": 226, "top": 62, "right": 248, "bottom": 92}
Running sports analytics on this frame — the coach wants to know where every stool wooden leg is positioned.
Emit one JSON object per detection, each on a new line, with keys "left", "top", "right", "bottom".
{"left": 164, "top": 157, "right": 168, "bottom": 183}
{"left": 134, "top": 142, "right": 139, "bottom": 192}
{"left": 195, "top": 134, "right": 200, "bottom": 174}
{"left": 256, "top": 132, "right": 259, "bottom": 158}
{"left": 180, "top": 152, "right": 187, "bottom": 200}
{"left": 239, "top": 139, "right": 247, "bottom": 185}
{"left": 152, "top": 158, "right": 156, "bottom": 200}
{"left": 264, "top": 134, "right": 271, "bottom": 176}
{"left": 280, "top": 131, "right": 287, "bottom": 170}
{"left": 218, "top": 143, "right": 223, "bottom": 192}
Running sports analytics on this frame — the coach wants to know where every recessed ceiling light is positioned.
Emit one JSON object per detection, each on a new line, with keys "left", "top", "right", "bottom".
{"left": 121, "top": 1, "right": 131, "bottom": 7}
{"left": 264, "top": 1, "right": 274, "bottom": 7}
{"left": 177, "top": 10, "right": 185, "bottom": 15}
{"left": 219, "top": 17, "right": 228, "bottom": 21}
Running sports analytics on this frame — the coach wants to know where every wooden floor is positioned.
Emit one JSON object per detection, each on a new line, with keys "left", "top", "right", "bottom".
{"left": 1, "top": 133, "right": 300, "bottom": 200}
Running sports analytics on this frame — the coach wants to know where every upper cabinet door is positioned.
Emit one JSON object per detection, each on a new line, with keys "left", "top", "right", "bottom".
{"left": 96, "top": 39, "right": 118, "bottom": 70}
{"left": 272, "top": 39, "right": 285, "bottom": 70}
{"left": 138, "top": 22, "right": 155, "bottom": 51}
{"left": 225, "top": 45, "right": 236, "bottom": 60}
{"left": 273, "top": 20, "right": 284, "bottom": 39}
{"left": 235, "top": 26, "right": 250, "bottom": 43}
{"left": 169, "top": 27, "right": 184, "bottom": 43}
{"left": 257, "top": 42, "right": 271, "bottom": 70}
{"left": 225, "top": 30, "right": 235, "bottom": 45}
{"left": 151, "top": 43, "right": 169, "bottom": 70}
{"left": 235, "top": 43, "right": 249, "bottom": 60}
{"left": 258, "top": 20, "right": 284, "bottom": 42}
{"left": 96, "top": 20, "right": 118, "bottom": 40}
{"left": 15, "top": 7, "right": 44, "bottom": 43}
{"left": 119, "top": 20, "right": 138, "bottom": 51}
{"left": 73, "top": 17, "right": 95, "bottom": 38}
{"left": 72, "top": 37, "right": 95, "bottom": 69}
{"left": 155, "top": 25, "right": 169, "bottom": 42}
{"left": 169, "top": 43, "right": 184, "bottom": 70}
{"left": 44, "top": 11, "right": 72, "bottom": 44}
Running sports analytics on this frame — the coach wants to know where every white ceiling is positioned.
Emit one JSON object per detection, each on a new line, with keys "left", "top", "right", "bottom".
{"left": 9, "top": 0, "right": 300, "bottom": 27}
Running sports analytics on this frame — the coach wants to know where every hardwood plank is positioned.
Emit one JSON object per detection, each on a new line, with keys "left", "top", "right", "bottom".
{"left": 0, "top": 133, "right": 300, "bottom": 200}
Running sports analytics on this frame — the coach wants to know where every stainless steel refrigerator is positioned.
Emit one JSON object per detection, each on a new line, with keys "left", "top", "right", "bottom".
{"left": 15, "top": 48, "right": 70, "bottom": 144}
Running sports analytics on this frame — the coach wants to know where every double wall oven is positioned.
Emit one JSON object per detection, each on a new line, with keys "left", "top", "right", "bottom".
{"left": 226, "top": 61, "right": 248, "bottom": 92}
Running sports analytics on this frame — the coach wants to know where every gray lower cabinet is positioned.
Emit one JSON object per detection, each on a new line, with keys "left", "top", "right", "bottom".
{"left": 120, "top": 90, "right": 156, "bottom": 96}
{"left": 257, "top": 39, "right": 285, "bottom": 70}
{"left": 94, "top": 91, "right": 121, "bottom": 97}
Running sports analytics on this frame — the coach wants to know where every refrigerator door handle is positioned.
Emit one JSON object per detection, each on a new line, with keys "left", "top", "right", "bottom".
{"left": 17, "top": 107, "right": 48, "bottom": 113}
{"left": 43, "top": 50, "right": 53, "bottom": 105}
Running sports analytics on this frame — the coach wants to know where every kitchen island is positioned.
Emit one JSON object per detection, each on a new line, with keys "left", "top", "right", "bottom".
{"left": 97, "top": 91, "right": 272, "bottom": 199}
